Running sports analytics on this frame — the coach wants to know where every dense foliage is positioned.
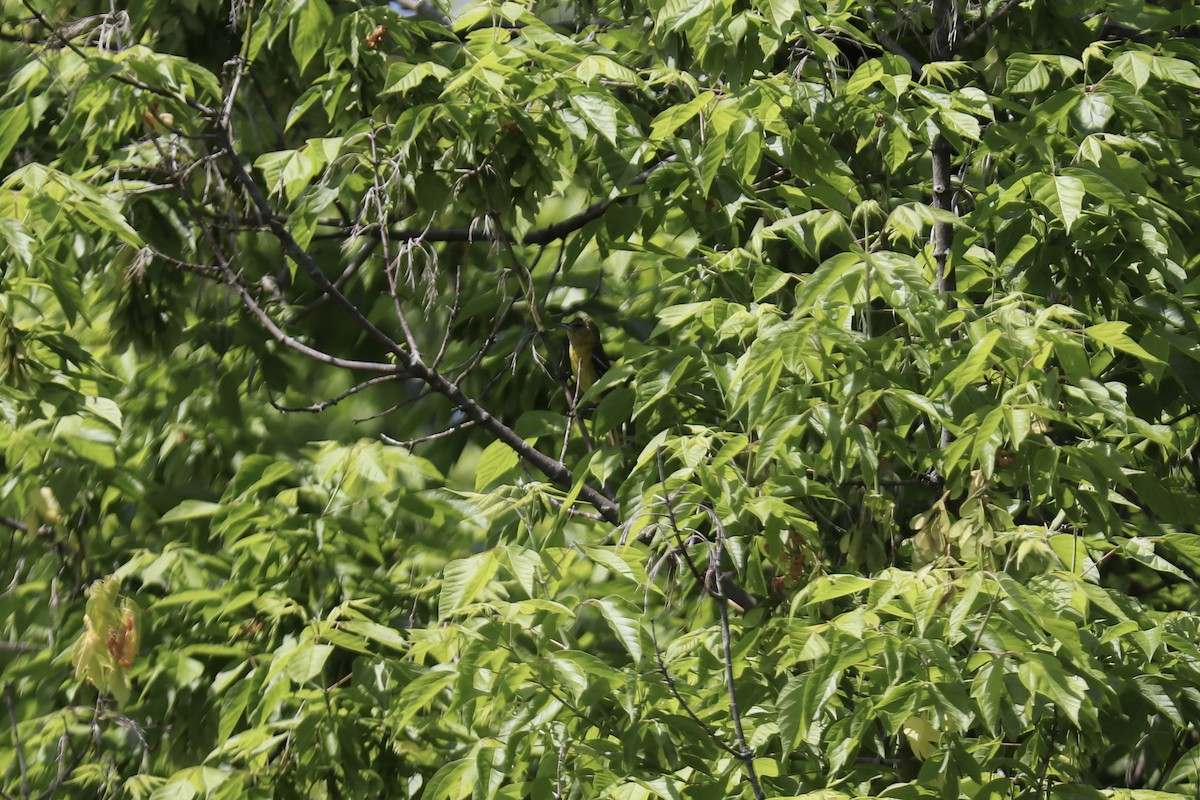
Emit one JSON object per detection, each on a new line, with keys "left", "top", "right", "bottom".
{"left": 3, "top": 0, "right": 1200, "bottom": 797}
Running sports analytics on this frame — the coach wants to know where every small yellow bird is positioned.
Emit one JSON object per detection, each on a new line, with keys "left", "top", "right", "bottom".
{"left": 560, "top": 313, "right": 611, "bottom": 399}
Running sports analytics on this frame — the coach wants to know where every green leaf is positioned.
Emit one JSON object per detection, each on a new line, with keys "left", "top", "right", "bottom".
{"left": 796, "top": 252, "right": 866, "bottom": 309}
{"left": 648, "top": 92, "right": 713, "bottom": 142}
{"left": 255, "top": 149, "right": 320, "bottom": 203}
{"left": 291, "top": 0, "right": 332, "bottom": 72}
{"left": 945, "top": 329, "right": 1002, "bottom": 398}
{"left": 804, "top": 574, "right": 873, "bottom": 605}
{"left": 282, "top": 642, "right": 332, "bottom": 684}
{"left": 1017, "top": 653, "right": 1086, "bottom": 726}
{"left": 340, "top": 620, "right": 408, "bottom": 652}
{"left": 54, "top": 415, "right": 117, "bottom": 467}
{"left": 844, "top": 59, "right": 883, "bottom": 96}
{"left": 1033, "top": 174, "right": 1085, "bottom": 233}
{"left": 753, "top": 414, "right": 803, "bottom": 474}
{"left": 160, "top": 500, "right": 224, "bottom": 523}
{"left": 570, "top": 92, "right": 620, "bottom": 144}
{"left": 777, "top": 673, "right": 806, "bottom": 749}
{"left": 938, "top": 110, "right": 981, "bottom": 141}
{"left": 1151, "top": 54, "right": 1200, "bottom": 88}
{"left": 0, "top": 105, "right": 30, "bottom": 168}
{"left": 394, "top": 666, "right": 456, "bottom": 729}
{"left": 1132, "top": 677, "right": 1183, "bottom": 725}
{"left": 1074, "top": 92, "right": 1114, "bottom": 132}
{"left": 971, "top": 406, "right": 1005, "bottom": 477}
{"left": 422, "top": 757, "right": 476, "bottom": 800}
{"left": 753, "top": 264, "right": 790, "bottom": 300}
{"left": 1008, "top": 58, "right": 1050, "bottom": 93}
{"left": 1113, "top": 51, "right": 1153, "bottom": 92}
{"left": 0, "top": 218, "right": 34, "bottom": 267}
{"left": 763, "top": 0, "right": 799, "bottom": 34}
{"left": 580, "top": 544, "right": 651, "bottom": 587}
{"left": 382, "top": 61, "right": 452, "bottom": 95}
{"left": 590, "top": 597, "right": 643, "bottom": 662}
{"left": 1085, "top": 321, "right": 1162, "bottom": 363}
{"left": 474, "top": 439, "right": 520, "bottom": 490}
{"left": 439, "top": 551, "right": 500, "bottom": 619}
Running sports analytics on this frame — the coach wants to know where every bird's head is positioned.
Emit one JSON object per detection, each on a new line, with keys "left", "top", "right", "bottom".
{"left": 559, "top": 313, "right": 601, "bottom": 347}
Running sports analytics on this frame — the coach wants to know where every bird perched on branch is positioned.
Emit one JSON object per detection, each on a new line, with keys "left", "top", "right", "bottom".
{"left": 560, "top": 313, "right": 611, "bottom": 400}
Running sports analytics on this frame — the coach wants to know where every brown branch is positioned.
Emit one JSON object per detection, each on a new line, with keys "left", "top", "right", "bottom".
{"left": 715, "top": 584, "right": 765, "bottom": 797}
{"left": 705, "top": 513, "right": 764, "bottom": 800}
{"left": 382, "top": 419, "right": 477, "bottom": 447}
{"left": 931, "top": 135, "right": 955, "bottom": 295}
{"left": 290, "top": 238, "right": 381, "bottom": 323}
{"left": 958, "top": 0, "right": 1022, "bottom": 50}
{"left": 213, "top": 60, "right": 620, "bottom": 524}
{"left": 651, "top": 639, "right": 743, "bottom": 758}
{"left": 1, "top": 516, "right": 27, "bottom": 533}
{"left": 524, "top": 155, "right": 676, "bottom": 245}
{"left": 5, "top": 682, "right": 28, "bottom": 797}
{"left": 861, "top": 5, "right": 924, "bottom": 73}
{"left": 268, "top": 375, "right": 398, "bottom": 413}
{"left": 160, "top": 144, "right": 398, "bottom": 375}
{"left": 216, "top": 132, "right": 411, "bottom": 363}
{"left": 21, "top": 2, "right": 214, "bottom": 116}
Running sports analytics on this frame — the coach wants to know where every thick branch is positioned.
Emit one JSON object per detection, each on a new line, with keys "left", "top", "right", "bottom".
{"left": 862, "top": 5, "right": 924, "bottom": 73}
{"left": 215, "top": 127, "right": 411, "bottom": 365}
{"left": 5, "top": 682, "right": 28, "bottom": 798}
{"left": 524, "top": 155, "right": 676, "bottom": 245}
{"left": 931, "top": 135, "right": 955, "bottom": 294}
{"left": 21, "top": 2, "right": 215, "bottom": 116}
{"left": 300, "top": 154, "right": 676, "bottom": 248}
{"left": 958, "top": 0, "right": 1022, "bottom": 50}
{"left": 213, "top": 75, "right": 620, "bottom": 524}
{"left": 1, "top": 516, "right": 27, "bottom": 533}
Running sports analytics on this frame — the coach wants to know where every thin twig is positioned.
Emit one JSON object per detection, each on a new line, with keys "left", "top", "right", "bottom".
{"left": 268, "top": 375, "right": 398, "bottom": 413}
{"left": 655, "top": 451, "right": 708, "bottom": 589}
{"left": 524, "top": 155, "right": 676, "bottom": 245}
{"left": 213, "top": 85, "right": 410, "bottom": 365}
{"left": 291, "top": 238, "right": 382, "bottom": 323}
{"left": 5, "top": 683, "right": 28, "bottom": 797}
{"left": 650, "top": 635, "right": 742, "bottom": 758}
{"left": 382, "top": 419, "right": 477, "bottom": 447}
{"left": 21, "top": 1, "right": 214, "bottom": 115}
{"left": 711, "top": 536, "right": 765, "bottom": 800}
{"left": 166, "top": 146, "right": 397, "bottom": 374}
{"left": 430, "top": 264, "right": 463, "bottom": 370}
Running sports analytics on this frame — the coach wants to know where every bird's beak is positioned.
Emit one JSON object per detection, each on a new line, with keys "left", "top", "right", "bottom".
{"left": 557, "top": 320, "right": 572, "bottom": 330}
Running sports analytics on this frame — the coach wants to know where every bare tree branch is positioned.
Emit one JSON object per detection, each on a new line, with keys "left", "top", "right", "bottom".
{"left": 21, "top": 2, "right": 215, "bottom": 116}
{"left": 268, "top": 375, "right": 399, "bottom": 414}
{"left": 1, "top": 516, "right": 27, "bottom": 533}
{"left": 705, "top": 510, "right": 764, "bottom": 800}
{"left": 382, "top": 419, "right": 477, "bottom": 447}
{"left": 160, "top": 142, "right": 399, "bottom": 375}
{"left": 210, "top": 58, "right": 621, "bottom": 524}
{"left": 861, "top": 5, "right": 924, "bottom": 73}
{"left": 4, "top": 683, "right": 28, "bottom": 798}
{"left": 523, "top": 155, "right": 677, "bottom": 245}
{"left": 958, "top": 0, "right": 1022, "bottom": 50}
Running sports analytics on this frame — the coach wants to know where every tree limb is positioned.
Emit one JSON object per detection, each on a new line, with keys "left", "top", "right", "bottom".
{"left": 958, "top": 0, "right": 1023, "bottom": 51}
{"left": 212, "top": 59, "right": 621, "bottom": 524}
